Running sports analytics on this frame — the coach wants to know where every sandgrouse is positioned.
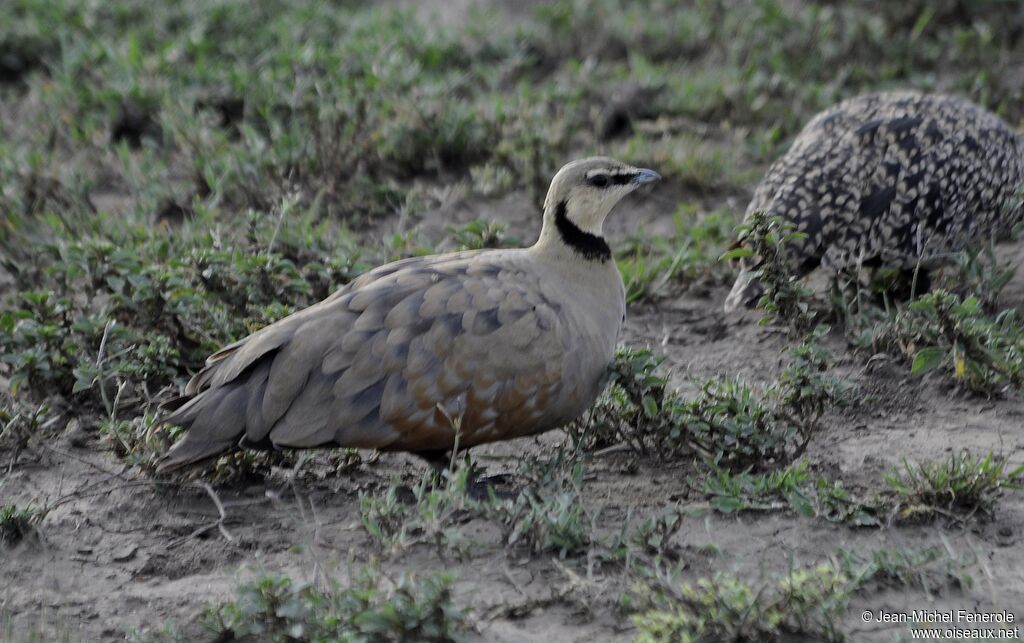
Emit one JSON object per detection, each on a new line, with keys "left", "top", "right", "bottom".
{"left": 726, "top": 91, "right": 1024, "bottom": 310}
{"left": 159, "top": 157, "right": 660, "bottom": 471}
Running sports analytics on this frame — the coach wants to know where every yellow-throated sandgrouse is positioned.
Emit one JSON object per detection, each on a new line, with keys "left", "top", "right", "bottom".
{"left": 159, "top": 157, "right": 660, "bottom": 470}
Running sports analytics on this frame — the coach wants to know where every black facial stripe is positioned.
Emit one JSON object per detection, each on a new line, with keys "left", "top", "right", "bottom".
{"left": 555, "top": 200, "right": 612, "bottom": 261}
{"left": 586, "top": 169, "right": 636, "bottom": 187}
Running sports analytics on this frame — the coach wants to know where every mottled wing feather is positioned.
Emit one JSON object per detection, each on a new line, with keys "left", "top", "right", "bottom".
{"left": 161, "top": 250, "right": 570, "bottom": 469}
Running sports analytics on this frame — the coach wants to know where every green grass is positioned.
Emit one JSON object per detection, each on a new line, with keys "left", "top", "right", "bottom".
{"left": 630, "top": 561, "right": 853, "bottom": 643}
{"left": 481, "top": 462, "right": 594, "bottom": 559}
{"left": 0, "top": 395, "right": 51, "bottom": 465}
{"left": 360, "top": 457, "right": 596, "bottom": 560}
{"left": 698, "top": 451, "right": 1024, "bottom": 527}
{"left": 446, "top": 219, "right": 517, "bottom": 251}
{"left": 616, "top": 207, "right": 738, "bottom": 303}
{"left": 359, "top": 465, "right": 480, "bottom": 559}
{"left": 0, "top": 210, "right": 370, "bottom": 400}
{"left": 834, "top": 546, "right": 975, "bottom": 595}
{"left": 701, "top": 462, "right": 876, "bottom": 523}
{"left": 703, "top": 461, "right": 816, "bottom": 515}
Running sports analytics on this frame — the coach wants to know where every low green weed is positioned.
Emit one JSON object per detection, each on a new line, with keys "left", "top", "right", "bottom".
{"left": 945, "top": 239, "right": 1017, "bottom": 311}
{"left": 0, "top": 211, "right": 372, "bottom": 478}
{"left": 202, "top": 567, "right": 468, "bottom": 642}
{"left": 630, "top": 562, "right": 851, "bottom": 643}
{"left": 621, "top": 505, "right": 687, "bottom": 562}
{"left": 359, "top": 465, "right": 478, "bottom": 559}
{"left": 723, "top": 211, "right": 817, "bottom": 335}
{"left": 701, "top": 451, "right": 1022, "bottom": 527}
{"left": 616, "top": 208, "right": 738, "bottom": 304}
{"left": 834, "top": 546, "right": 975, "bottom": 595}
{"left": 858, "top": 291, "right": 1024, "bottom": 394}
{"left": 616, "top": 237, "right": 692, "bottom": 304}
{"left": 701, "top": 463, "right": 883, "bottom": 526}
{"left": 703, "top": 461, "right": 813, "bottom": 515}
{"left": 883, "top": 451, "right": 1024, "bottom": 524}
{"left": 630, "top": 544, "right": 975, "bottom": 643}
{"left": 482, "top": 462, "right": 593, "bottom": 559}
{"left": 0, "top": 395, "right": 52, "bottom": 465}
{"left": 0, "top": 503, "right": 46, "bottom": 545}
{"left": 573, "top": 333, "right": 839, "bottom": 470}
{"left": 0, "top": 215, "right": 369, "bottom": 409}
{"left": 446, "top": 219, "right": 515, "bottom": 251}
{"left": 360, "top": 458, "right": 595, "bottom": 560}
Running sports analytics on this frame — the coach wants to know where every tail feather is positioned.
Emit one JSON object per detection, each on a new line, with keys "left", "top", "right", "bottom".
{"left": 159, "top": 325, "right": 286, "bottom": 472}
{"left": 157, "top": 383, "right": 250, "bottom": 473}
{"left": 157, "top": 433, "right": 236, "bottom": 473}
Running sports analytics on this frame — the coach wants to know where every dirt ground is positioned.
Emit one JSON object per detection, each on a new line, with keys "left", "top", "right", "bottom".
{"left": 3, "top": 182, "right": 1024, "bottom": 642}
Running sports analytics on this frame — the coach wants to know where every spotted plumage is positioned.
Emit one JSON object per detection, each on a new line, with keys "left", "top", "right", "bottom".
{"left": 159, "top": 157, "right": 659, "bottom": 471}
{"left": 725, "top": 91, "right": 1024, "bottom": 310}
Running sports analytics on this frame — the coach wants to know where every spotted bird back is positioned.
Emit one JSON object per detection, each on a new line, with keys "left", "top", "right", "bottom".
{"left": 748, "top": 92, "right": 1024, "bottom": 274}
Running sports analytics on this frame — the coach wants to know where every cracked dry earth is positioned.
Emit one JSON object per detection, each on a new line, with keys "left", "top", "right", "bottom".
{"left": 3, "top": 188, "right": 1024, "bottom": 642}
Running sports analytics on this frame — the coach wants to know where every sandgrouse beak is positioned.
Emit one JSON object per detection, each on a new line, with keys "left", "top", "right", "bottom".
{"left": 632, "top": 168, "right": 661, "bottom": 185}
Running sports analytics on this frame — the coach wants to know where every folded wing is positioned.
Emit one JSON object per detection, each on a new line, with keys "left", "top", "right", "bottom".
{"left": 159, "top": 251, "right": 568, "bottom": 470}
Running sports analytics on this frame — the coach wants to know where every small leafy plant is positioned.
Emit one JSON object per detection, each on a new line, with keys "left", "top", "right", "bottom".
{"left": 834, "top": 546, "right": 975, "bottom": 595}
{"left": 359, "top": 465, "right": 478, "bottom": 559}
{"left": 482, "top": 462, "right": 593, "bottom": 559}
{"left": 202, "top": 567, "right": 468, "bottom": 642}
{"left": 946, "top": 239, "right": 1017, "bottom": 311}
{"left": 567, "top": 348, "right": 673, "bottom": 455}
{"left": 0, "top": 210, "right": 373, "bottom": 479}
{"left": 703, "top": 461, "right": 814, "bottom": 515}
{"left": 723, "top": 211, "right": 816, "bottom": 334}
{"left": 447, "top": 219, "right": 514, "bottom": 251}
{"left": 0, "top": 395, "right": 52, "bottom": 466}
{"left": 616, "top": 236, "right": 692, "bottom": 304}
{"left": 860, "top": 290, "right": 1024, "bottom": 394}
{"left": 630, "top": 562, "right": 851, "bottom": 643}
{"left": 573, "top": 336, "right": 839, "bottom": 470}
{"left": 621, "top": 505, "right": 687, "bottom": 561}
{"left": 701, "top": 462, "right": 885, "bottom": 526}
{"left": 630, "top": 544, "right": 976, "bottom": 643}
{"left": 360, "top": 457, "right": 597, "bottom": 560}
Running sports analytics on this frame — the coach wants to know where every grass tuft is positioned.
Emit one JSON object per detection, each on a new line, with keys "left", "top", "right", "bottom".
{"left": 360, "top": 464, "right": 478, "bottom": 559}
{"left": 883, "top": 451, "right": 1024, "bottom": 524}
{"left": 0, "top": 503, "right": 46, "bottom": 546}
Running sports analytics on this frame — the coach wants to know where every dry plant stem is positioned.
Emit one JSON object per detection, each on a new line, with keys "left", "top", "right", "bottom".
{"left": 200, "top": 482, "right": 235, "bottom": 543}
